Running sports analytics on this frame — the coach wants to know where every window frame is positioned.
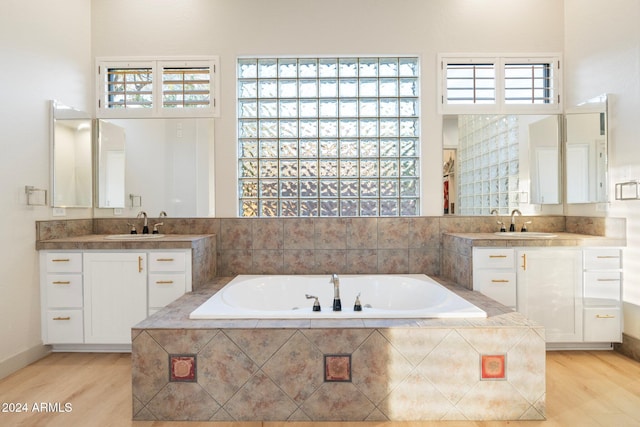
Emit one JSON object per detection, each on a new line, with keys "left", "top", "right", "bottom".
{"left": 438, "top": 53, "right": 562, "bottom": 115}
{"left": 96, "top": 56, "right": 220, "bottom": 118}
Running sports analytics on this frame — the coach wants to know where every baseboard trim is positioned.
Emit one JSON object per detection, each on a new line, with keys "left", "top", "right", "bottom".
{"left": 614, "top": 333, "right": 640, "bottom": 362}
{"left": 0, "top": 344, "right": 51, "bottom": 380}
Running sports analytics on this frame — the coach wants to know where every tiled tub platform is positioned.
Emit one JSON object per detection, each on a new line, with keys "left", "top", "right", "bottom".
{"left": 132, "top": 277, "right": 545, "bottom": 422}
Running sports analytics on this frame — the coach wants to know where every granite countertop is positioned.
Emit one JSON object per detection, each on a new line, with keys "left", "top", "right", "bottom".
{"left": 36, "top": 234, "right": 216, "bottom": 250}
{"left": 444, "top": 232, "right": 625, "bottom": 247}
{"left": 133, "top": 276, "right": 535, "bottom": 330}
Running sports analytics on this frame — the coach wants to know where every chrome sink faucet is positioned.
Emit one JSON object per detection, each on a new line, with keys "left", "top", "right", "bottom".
{"left": 330, "top": 274, "right": 341, "bottom": 311}
{"left": 137, "top": 211, "right": 149, "bottom": 234}
{"left": 509, "top": 209, "right": 522, "bottom": 232}
{"left": 491, "top": 209, "right": 506, "bottom": 232}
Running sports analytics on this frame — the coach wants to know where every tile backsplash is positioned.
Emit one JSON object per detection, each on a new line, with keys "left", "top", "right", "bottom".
{"left": 37, "top": 215, "right": 624, "bottom": 277}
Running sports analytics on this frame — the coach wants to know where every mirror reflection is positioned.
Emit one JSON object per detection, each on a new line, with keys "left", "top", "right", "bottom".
{"left": 565, "top": 94, "right": 608, "bottom": 204}
{"left": 443, "top": 114, "right": 562, "bottom": 216}
{"left": 94, "top": 118, "right": 215, "bottom": 217}
{"left": 97, "top": 120, "right": 126, "bottom": 208}
{"left": 51, "top": 101, "right": 93, "bottom": 208}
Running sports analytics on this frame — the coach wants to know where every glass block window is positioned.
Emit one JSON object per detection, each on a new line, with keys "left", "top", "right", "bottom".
{"left": 238, "top": 57, "right": 420, "bottom": 217}
{"left": 457, "top": 115, "right": 520, "bottom": 215}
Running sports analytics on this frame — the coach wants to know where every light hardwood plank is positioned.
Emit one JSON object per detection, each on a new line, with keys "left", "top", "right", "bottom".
{"left": 0, "top": 351, "right": 639, "bottom": 426}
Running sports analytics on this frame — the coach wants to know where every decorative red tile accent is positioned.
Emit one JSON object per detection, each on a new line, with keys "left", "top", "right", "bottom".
{"left": 325, "top": 354, "right": 351, "bottom": 382}
{"left": 169, "top": 354, "right": 197, "bottom": 382}
{"left": 481, "top": 354, "right": 506, "bottom": 380}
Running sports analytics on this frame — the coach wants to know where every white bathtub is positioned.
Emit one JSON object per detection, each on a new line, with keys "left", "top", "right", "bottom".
{"left": 189, "top": 274, "right": 486, "bottom": 319}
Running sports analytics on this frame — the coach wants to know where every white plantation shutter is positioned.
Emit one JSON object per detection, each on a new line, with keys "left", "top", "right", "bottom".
{"left": 97, "top": 57, "right": 219, "bottom": 118}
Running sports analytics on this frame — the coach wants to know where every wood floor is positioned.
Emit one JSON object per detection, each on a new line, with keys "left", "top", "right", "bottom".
{"left": 0, "top": 351, "right": 639, "bottom": 427}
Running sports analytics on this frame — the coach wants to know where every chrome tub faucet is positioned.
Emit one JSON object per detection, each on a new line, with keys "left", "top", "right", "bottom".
{"left": 330, "top": 274, "right": 341, "bottom": 311}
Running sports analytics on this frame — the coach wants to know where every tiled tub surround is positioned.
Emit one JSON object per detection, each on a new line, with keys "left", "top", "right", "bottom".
{"left": 132, "top": 277, "right": 546, "bottom": 421}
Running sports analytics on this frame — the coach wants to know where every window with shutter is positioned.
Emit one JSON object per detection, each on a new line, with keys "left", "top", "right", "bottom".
{"left": 439, "top": 54, "right": 561, "bottom": 114}
{"left": 96, "top": 57, "right": 219, "bottom": 118}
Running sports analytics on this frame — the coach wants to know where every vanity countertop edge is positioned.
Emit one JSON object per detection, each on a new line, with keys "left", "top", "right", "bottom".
{"left": 443, "top": 232, "right": 625, "bottom": 247}
{"left": 36, "top": 234, "right": 216, "bottom": 250}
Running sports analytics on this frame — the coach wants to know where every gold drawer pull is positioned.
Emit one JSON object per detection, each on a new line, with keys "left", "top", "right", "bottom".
{"left": 596, "top": 314, "right": 616, "bottom": 319}
{"left": 597, "top": 278, "right": 619, "bottom": 282}
{"left": 597, "top": 255, "right": 619, "bottom": 259}
{"left": 157, "top": 258, "right": 175, "bottom": 262}
{"left": 51, "top": 258, "right": 70, "bottom": 262}
{"left": 155, "top": 280, "right": 174, "bottom": 285}
{"left": 489, "top": 255, "right": 507, "bottom": 258}
{"left": 491, "top": 279, "right": 510, "bottom": 283}
{"left": 53, "top": 316, "right": 71, "bottom": 321}
{"left": 52, "top": 281, "right": 71, "bottom": 285}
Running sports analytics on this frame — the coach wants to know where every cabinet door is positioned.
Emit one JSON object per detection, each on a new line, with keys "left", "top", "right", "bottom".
{"left": 83, "top": 252, "right": 147, "bottom": 344}
{"left": 517, "top": 249, "right": 583, "bottom": 343}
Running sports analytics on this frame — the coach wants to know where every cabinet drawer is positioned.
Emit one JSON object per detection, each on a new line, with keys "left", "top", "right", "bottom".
{"left": 45, "top": 309, "right": 83, "bottom": 344}
{"left": 584, "top": 271, "right": 621, "bottom": 303}
{"left": 46, "top": 274, "right": 83, "bottom": 308}
{"left": 149, "top": 252, "right": 186, "bottom": 272}
{"left": 473, "top": 248, "right": 515, "bottom": 269}
{"left": 584, "top": 249, "right": 621, "bottom": 270}
{"left": 583, "top": 307, "right": 621, "bottom": 342}
{"left": 149, "top": 274, "right": 187, "bottom": 307}
{"left": 44, "top": 253, "right": 82, "bottom": 273}
{"left": 474, "top": 271, "right": 516, "bottom": 308}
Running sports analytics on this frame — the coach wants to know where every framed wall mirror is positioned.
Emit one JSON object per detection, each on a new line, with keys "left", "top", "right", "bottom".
{"left": 565, "top": 94, "right": 608, "bottom": 204}
{"left": 443, "top": 114, "right": 562, "bottom": 216}
{"left": 50, "top": 100, "right": 93, "bottom": 208}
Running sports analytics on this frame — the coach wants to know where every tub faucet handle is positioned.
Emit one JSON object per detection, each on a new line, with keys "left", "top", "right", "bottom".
{"left": 353, "top": 293, "right": 362, "bottom": 312}
{"left": 305, "top": 294, "right": 321, "bottom": 312}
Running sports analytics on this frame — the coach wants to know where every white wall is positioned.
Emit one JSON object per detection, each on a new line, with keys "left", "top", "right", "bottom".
{"left": 564, "top": 0, "right": 640, "bottom": 339}
{"left": 0, "top": 0, "right": 92, "bottom": 377}
{"left": 91, "top": 0, "right": 564, "bottom": 217}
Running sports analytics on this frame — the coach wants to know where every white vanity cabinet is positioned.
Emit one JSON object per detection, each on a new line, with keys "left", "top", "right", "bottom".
{"left": 40, "top": 252, "right": 84, "bottom": 344}
{"left": 472, "top": 245, "right": 623, "bottom": 347}
{"left": 516, "top": 248, "right": 583, "bottom": 343}
{"left": 583, "top": 249, "right": 622, "bottom": 342}
{"left": 83, "top": 252, "right": 148, "bottom": 344}
{"left": 40, "top": 249, "right": 192, "bottom": 350}
{"left": 148, "top": 251, "right": 192, "bottom": 316}
{"left": 472, "top": 248, "right": 516, "bottom": 309}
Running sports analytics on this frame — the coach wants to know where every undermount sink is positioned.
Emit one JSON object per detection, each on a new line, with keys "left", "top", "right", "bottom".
{"left": 493, "top": 232, "right": 557, "bottom": 238}
{"left": 104, "top": 234, "right": 165, "bottom": 240}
